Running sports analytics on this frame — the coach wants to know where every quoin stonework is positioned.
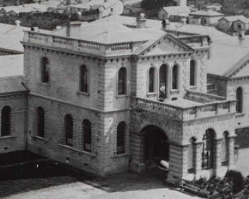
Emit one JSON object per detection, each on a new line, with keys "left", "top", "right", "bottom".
{"left": 2, "top": 14, "right": 248, "bottom": 184}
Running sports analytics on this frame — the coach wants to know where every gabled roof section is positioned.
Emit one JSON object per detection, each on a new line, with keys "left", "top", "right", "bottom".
{"left": 190, "top": 10, "right": 223, "bottom": 17}
{"left": 134, "top": 33, "right": 194, "bottom": 56}
{"left": 161, "top": 6, "right": 190, "bottom": 16}
{"left": 0, "top": 75, "right": 27, "bottom": 94}
{"left": 218, "top": 15, "right": 248, "bottom": 23}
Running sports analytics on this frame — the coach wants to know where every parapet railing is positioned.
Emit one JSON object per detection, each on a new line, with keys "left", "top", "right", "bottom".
{"left": 131, "top": 96, "right": 236, "bottom": 121}
{"left": 24, "top": 31, "right": 134, "bottom": 56}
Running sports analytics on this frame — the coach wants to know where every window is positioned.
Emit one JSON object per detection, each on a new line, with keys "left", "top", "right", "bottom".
{"left": 190, "top": 60, "right": 196, "bottom": 86}
{"left": 37, "top": 107, "right": 45, "bottom": 138}
{"left": 1, "top": 106, "right": 11, "bottom": 137}
{"left": 202, "top": 129, "right": 215, "bottom": 169}
{"left": 159, "top": 65, "right": 167, "bottom": 99}
{"left": 41, "top": 57, "right": 49, "bottom": 83}
{"left": 148, "top": 67, "right": 155, "bottom": 93}
{"left": 117, "top": 122, "right": 126, "bottom": 154}
{"left": 80, "top": 65, "right": 88, "bottom": 93}
{"left": 118, "top": 67, "right": 127, "bottom": 95}
{"left": 83, "top": 119, "right": 91, "bottom": 152}
{"left": 172, "top": 64, "right": 178, "bottom": 89}
{"left": 65, "top": 114, "right": 73, "bottom": 146}
{"left": 221, "top": 131, "right": 229, "bottom": 165}
{"left": 188, "top": 137, "right": 196, "bottom": 172}
{"left": 236, "top": 87, "right": 243, "bottom": 113}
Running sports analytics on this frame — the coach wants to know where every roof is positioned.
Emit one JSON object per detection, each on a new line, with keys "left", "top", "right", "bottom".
{"left": 1, "top": 3, "right": 48, "bottom": 14}
{"left": 166, "top": 98, "right": 202, "bottom": 108}
{"left": 0, "top": 54, "right": 24, "bottom": 77}
{"left": 190, "top": 10, "right": 224, "bottom": 17}
{"left": 206, "top": 36, "right": 249, "bottom": 77}
{"left": 54, "top": 20, "right": 166, "bottom": 44}
{"left": 0, "top": 75, "right": 26, "bottom": 94}
{"left": 161, "top": 6, "right": 190, "bottom": 16}
{"left": 172, "top": 24, "right": 231, "bottom": 41}
{"left": 0, "top": 22, "right": 51, "bottom": 52}
{"left": 219, "top": 15, "right": 249, "bottom": 23}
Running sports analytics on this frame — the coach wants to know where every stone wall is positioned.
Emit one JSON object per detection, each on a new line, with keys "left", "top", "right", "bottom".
{"left": 0, "top": 94, "right": 26, "bottom": 154}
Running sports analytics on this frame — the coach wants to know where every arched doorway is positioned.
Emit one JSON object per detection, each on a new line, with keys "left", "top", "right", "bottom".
{"left": 142, "top": 125, "right": 169, "bottom": 166}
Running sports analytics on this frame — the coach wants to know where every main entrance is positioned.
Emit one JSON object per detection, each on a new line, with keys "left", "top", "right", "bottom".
{"left": 142, "top": 125, "right": 169, "bottom": 166}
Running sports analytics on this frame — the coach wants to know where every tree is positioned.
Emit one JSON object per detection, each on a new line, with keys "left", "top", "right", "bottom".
{"left": 141, "top": 0, "right": 176, "bottom": 10}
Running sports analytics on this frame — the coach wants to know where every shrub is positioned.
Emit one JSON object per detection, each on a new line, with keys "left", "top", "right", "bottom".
{"left": 225, "top": 170, "right": 244, "bottom": 193}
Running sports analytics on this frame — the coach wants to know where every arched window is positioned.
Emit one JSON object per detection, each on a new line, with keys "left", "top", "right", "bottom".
{"left": 1, "top": 106, "right": 11, "bottom": 136}
{"left": 188, "top": 137, "right": 196, "bottom": 172}
{"left": 236, "top": 87, "right": 243, "bottom": 113}
{"left": 221, "top": 131, "right": 229, "bottom": 165}
{"left": 172, "top": 64, "right": 178, "bottom": 89}
{"left": 37, "top": 107, "right": 45, "bottom": 138}
{"left": 65, "top": 114, "right": 73, "bottom": 146}
{"left": 190, "top": 60, "right": 196, "bottom": 86}
{"left": 41, "top": 57, "right": 49, "bottom": 83}
{"left": 159, "top": 65, "right": 167, "bottom": 99}
{"left": 148, "top": 67, "right": 155, "bottom": 93}
{"left": 118, "top": 67, "right": 127, "bottom": 95}
{"left": 117, "top": 122, "right": 126, "bottom": 154}
{"left": 83, "top": 119, "right": 91, "bottom": 152}
{"left": 202, "top": 129, "right": 215, "bottom": 169}
{"left": 80, "top": 65, "right": 88, "bottom": 93}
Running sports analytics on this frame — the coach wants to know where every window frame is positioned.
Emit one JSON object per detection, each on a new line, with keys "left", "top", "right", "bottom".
{"left": 117, "top": 67, "right": 127, "bottom": 96}
{"left": 37, "top": 107, "right": 45, "bottom": 138}
{"left": 159, "top": 64, "right": 168, "bottom": 99}
{"left": 65, "top": 114, "right": 73, "bottom": 147}
{"left": 83, "top": 119, "right": 92, "bottom": 152}
{"left": 41, "top": 57, "right": 50, "bottom": 84}
{"left": 236, "top": 87, "right": 243, "bottom": 113}
{"left": 79, "top": 65, "right": 89, "bottom": 94}
{"left": 148, "top": 67, "right": 156, "bottom": 93}
{"left": 190, "top": 60, "right": 196, "bottom": 86}
{"left": 1, "top": 106, "right": 11, "bottom": 137}
{"left": 172, "top": 64, "right": 178, "bottom": 90}
{"left": 117, "top": 122, "right": 126, "bottom": 155}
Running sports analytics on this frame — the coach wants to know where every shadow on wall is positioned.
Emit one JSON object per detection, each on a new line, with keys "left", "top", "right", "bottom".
{"left": 235, "top": 128, "right": 249, "bottom": 149}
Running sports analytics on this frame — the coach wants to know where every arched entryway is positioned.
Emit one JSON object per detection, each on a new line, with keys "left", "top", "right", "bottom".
{"left": 142, "top": 125, "right": 169, "bottom": 166}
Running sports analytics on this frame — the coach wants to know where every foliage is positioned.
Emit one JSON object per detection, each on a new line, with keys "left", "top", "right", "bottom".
{"left": 225, "top": 170, "right": 244, "bottom": 193}
{"left": 0, "top": 12, "right": 72, "bottom": 30}
{"left": 141, "top": 0, "right": 176, "bottom": 10}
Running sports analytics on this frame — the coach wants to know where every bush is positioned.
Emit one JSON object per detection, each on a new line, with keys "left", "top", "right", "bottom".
{"left": 225, "top": 170, "right": 244, "bottom": 193}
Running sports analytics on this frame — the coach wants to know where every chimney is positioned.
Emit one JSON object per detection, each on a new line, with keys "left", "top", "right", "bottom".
{"left": 136, "top": 13, "right": 146, "bottom": 28}
{"left": 66, "top": 23, "right": 70, "bottom": 37}
{"left": 15, "top": 20, "right": 20, "bottom": 26}
{"left": 16, "top": 0, "right": 20, "bottom": 6}
{"left": 238, "top": 28, "right": 245, "bottom": 41}
{"left": 181, "top": 17, "right": 187, "bottom": 25}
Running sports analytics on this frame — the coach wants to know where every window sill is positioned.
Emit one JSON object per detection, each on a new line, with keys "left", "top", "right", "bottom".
{"left": 189, "top": 86, "right": 197, "bottom": 90}
{"left": 235, "top": 113, "right": 245, "bottom": 118}
{"left": 38, "top": 82, "right": 50, "bottom": 87}
{"left": 32, "top": 136, "right": 49, "bottom": 143}
{"left": 0, "top": 135, "right": 16, "bottom": 140}
{"left": 170, "top": 89, "right": 180, "bottom": 94}
{"left": 116, "top": 94, "right": 129, "bottom": 98}
{"left": 59, "top": 144, "right": 97, "bottom": 157}
{"left": 147, "top": 92, "right": 157, "bottom": 97}
{"left": 111, "top": 153, "right": 129, "bottom": 159}
{"left": 77, "top": 91, "right": 90, "bottom": 96}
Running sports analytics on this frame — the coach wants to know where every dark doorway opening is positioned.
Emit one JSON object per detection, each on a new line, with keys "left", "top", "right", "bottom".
{"left": 142, "top": 125, "right": 169, "bottom": 165}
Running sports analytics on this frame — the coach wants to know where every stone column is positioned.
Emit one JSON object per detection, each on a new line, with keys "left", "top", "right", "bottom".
{"left": 130, "top": 132, "right": 145, "bottom": 172}
{"left": 228, "top": 136, "right": 236, "bottom": 169}
{"left": 167, "top": 142, "right": 189, "bottom": 184}
{"left": 194, "top": 142, "right": 203, "bottom": 179}
{"left": 213, "top": 138, "right": 223, "bottom": 176}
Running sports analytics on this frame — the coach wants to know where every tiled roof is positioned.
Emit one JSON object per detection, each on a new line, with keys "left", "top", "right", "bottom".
{"left": 219, "top": 15, "right": 249, "bottom": 23}
{"left": 190, "top": 10, "right": 224, "bottom": 17}
{"left": 206, "top": 36, "right": 249, "bottom": 77}
{"left": 162, "top": 6, "right": 190, "bottom": 16}
{"left": 0, "top": 54, "right": 24, "bottom": 77}
{"left": 0, "top": 75, "right": 27, "bottom": 94}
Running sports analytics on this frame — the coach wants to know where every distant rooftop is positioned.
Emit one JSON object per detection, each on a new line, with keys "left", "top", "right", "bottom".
{"left": 190, "top": 10, "right": 224, "bottom": 17}
{"left": 219, "top": 15, "right": 249, "bottom": 23}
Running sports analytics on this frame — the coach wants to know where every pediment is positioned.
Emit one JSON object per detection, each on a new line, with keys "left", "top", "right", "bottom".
{"left": 136, "top": 33, "right": 194, "bottom": 56}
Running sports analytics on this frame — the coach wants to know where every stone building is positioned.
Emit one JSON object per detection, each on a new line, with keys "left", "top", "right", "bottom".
{"left": 0, "top": 16, "right": 239, "bottom": 183}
